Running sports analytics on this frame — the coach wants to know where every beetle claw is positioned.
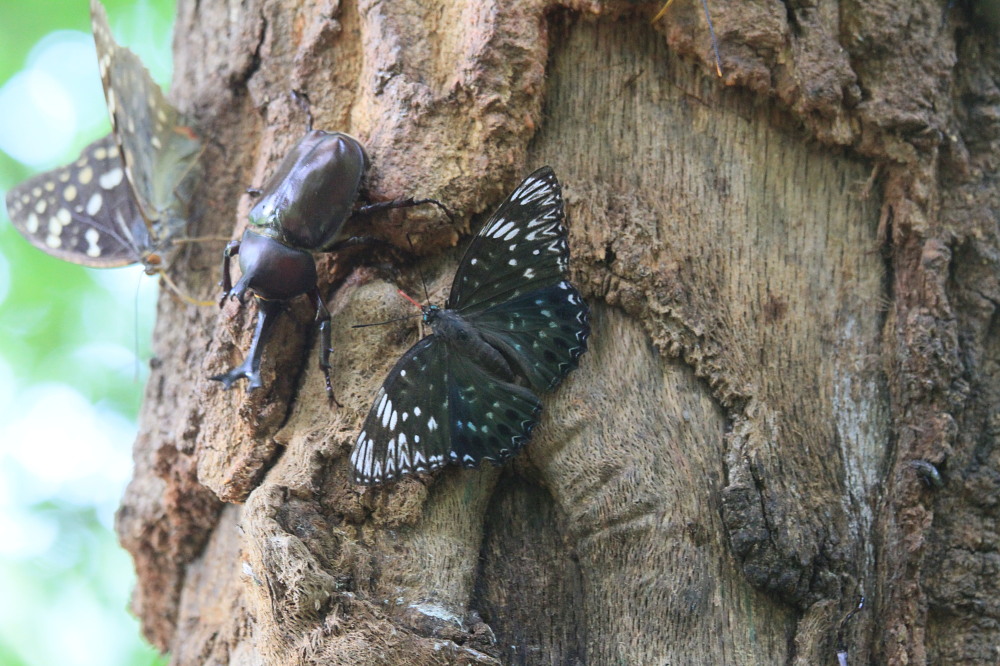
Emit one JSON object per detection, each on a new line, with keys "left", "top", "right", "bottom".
{"left": 209, "top": 362, "right": 262, "bottom": 392}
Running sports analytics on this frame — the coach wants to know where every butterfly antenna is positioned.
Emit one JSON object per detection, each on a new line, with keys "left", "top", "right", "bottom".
{"left": 701, "top": 0, "right": 722, "bottom": 77}
{"left": 351, "top": 289, "right": 424, "bottom": 329}
{"left": 652, "top": 0, "right": 723, "bottom": 78}
{"left": 836, "top": 595, "right": 865, "bottom": 664}
{"left": 133, "top": 271, "right": 143, "bottom": 383}
{"left": 157, "top": 268, "right": 216, "bottom": 307}
{"left": 405, "top": 234, "right": 432, "bottom": 303}
{"left": 351, "top": 313, "right": 421, "bottom": 329}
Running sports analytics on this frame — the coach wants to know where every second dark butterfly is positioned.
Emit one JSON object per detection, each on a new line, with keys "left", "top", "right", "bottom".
{"left": 352, "top": 167, "right": 590, "bottom": 485}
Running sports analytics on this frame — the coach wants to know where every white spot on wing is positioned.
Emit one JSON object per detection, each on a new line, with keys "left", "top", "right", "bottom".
{"left": 398, "top": 433, "right": 411, "bottom": 469}
{"left": 381, "top": 399, "right": 394, "bottom": 428}
{"left": 99, "top": 167, "right": 123, "bottom": 189}
{"left": 84, "top": 228, "right": 101, "bottom": 257}
{"left": 490, "top": 220, "right": 515, "bottom": 238}
{"left": 86, "top": 192, "right": 103, "bottom": 216}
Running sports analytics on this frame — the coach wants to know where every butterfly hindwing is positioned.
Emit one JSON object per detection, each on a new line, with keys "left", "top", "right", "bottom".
{"left": 5, "top": 135, "right": 149, "bottom": 267}
{"left": 447, "top": 166, "right": 568, "bottom": 313}
{"left": 90, "top": 0, "right": 199, "bottom": 244}
{"left": 445, "top": 351, "right": 542, "bottom": 466}
{"left": 470, "top": 281, "right": 591, "bottom": 393}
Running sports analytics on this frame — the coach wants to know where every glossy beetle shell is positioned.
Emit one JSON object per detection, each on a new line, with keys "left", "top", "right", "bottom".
{"left": 248, "top": 130, "right": 369, "bottom": 250}
{"left": 234, "top": 230, "right": 317, "bottom": 301}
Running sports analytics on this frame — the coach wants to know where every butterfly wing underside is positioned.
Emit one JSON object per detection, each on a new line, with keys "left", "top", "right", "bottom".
{"left": 352, "top": 336, "right": 542, "bottom": 485}
{"left": 90, "top": 0, "right": 200, "bottom": 246}
{"left": 5, "top": 135, "right": 149, "bottom": 267}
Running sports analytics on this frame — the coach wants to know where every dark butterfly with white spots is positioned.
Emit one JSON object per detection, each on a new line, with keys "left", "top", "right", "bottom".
{"left": 352, "top": 167, "right": 590, "bottom": 485}
{"left": 4, "top": 0, "right": 200, "bottom": 275}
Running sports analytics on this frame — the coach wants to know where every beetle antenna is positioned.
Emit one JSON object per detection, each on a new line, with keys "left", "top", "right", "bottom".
{"left": 172, "top": 235, "right": 232, "bottom": 245}
{"left": 397, "top": 289, "right": 422, "bottom": 309}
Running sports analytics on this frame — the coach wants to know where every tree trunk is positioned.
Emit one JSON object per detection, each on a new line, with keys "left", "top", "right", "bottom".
{"left": 114, "top": 0, "right": 1000, "bottom": 663}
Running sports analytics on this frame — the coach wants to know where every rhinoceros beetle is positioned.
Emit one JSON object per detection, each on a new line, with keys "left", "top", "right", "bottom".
{"left": 211, "top": 129, "right": 448, "bottom": 402}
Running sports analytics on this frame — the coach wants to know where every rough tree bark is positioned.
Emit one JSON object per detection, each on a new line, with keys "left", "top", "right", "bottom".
{"left": 113, "top": 0, "right": 1000, "bottom": 663}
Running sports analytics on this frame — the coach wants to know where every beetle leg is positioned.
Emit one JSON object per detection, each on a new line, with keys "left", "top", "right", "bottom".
{"left": 310, "top": 287, "right": 340, "bottom": 407}
{"left": 210, "top": 297, "right": 284, "bottom": 392}
{"left": 354, "top": 197, "right": 455, "bottom": 223}
{"left": 218, "top": 239, "right": 241, "bottom": 307}
{"left": 323, "top": 235, "right": 392, "bottom": 253}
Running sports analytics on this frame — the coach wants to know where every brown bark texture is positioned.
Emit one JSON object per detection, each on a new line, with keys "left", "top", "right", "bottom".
{"left": 114, "top": 0, "right": 1000, "bottom": 663}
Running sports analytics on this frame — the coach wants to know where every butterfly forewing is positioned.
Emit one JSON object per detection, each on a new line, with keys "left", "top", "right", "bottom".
{"left": 353, "top": 337, "right": 453, "bottom": 484}
{"left": 5, "top": 134, "right": 149, "bottom": 267}
{"left": 447, "top": 166, "right": 568, "bottom": 313}
{"left": 470, "top": 281, "right": 590, "bottom": 393}
{"left": 90, "top": 0, "right": 200, "bottom": 245}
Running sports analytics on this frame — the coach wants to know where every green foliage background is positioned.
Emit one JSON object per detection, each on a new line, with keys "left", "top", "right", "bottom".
{"left": 0, "top": 2, "right": 180, "bottom": 664}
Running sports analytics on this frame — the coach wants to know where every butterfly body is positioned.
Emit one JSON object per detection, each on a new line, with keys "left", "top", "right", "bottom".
{"left": 423, "top": 306, "right": 517, "bottom": 383}
{"left": 352, "top": 167, "right": 590, "bottom": 485}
